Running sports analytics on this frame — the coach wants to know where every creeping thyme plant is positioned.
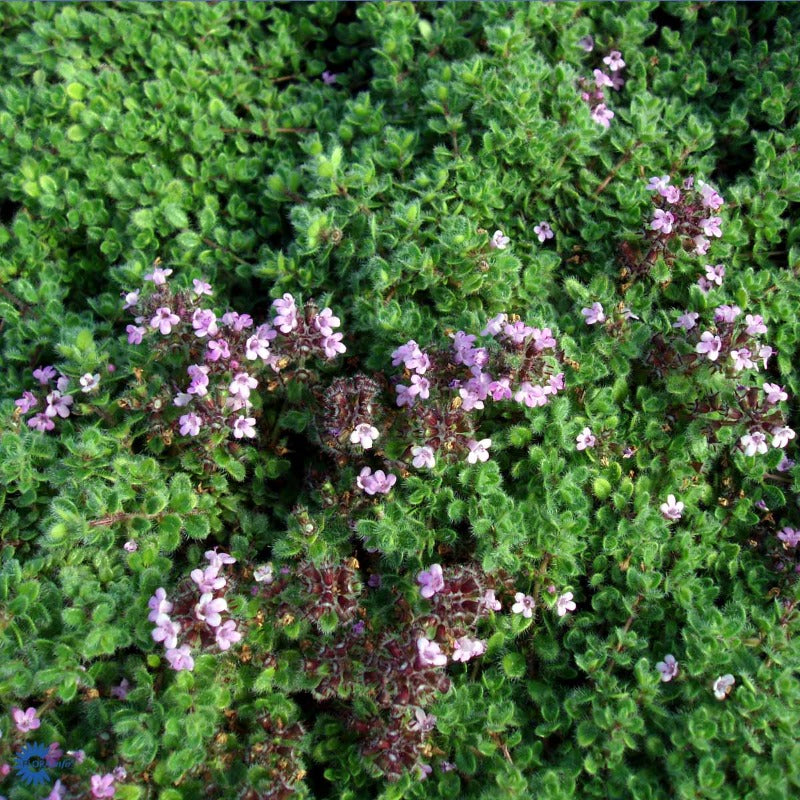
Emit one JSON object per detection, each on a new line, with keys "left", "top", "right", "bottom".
{"left": 2, "top": 2, "right": 800, "bottom": 799}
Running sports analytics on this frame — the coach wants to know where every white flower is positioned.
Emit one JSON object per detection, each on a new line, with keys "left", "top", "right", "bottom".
{"left": 466, "top": 438, "right": 491, "bottom": 464}
{"left": 556, "top": 592, "right": 576, "bottom": 617}
{"left": 350, "top": 423, "right": 379, "bottom": 449}
{"left": 254, "top": 564, "right": 274, "bottom": 584}
{"left": 79, "top": 373, "right": 100, "bottom": 393}
{"left": 411, "top": 445, "right": 436, "bottom": 469}
{"left": 712, "top": 674, "right": 735, "bottom": 700}
{"left": 660, "top": 494, "right": 684, "bottom": 521}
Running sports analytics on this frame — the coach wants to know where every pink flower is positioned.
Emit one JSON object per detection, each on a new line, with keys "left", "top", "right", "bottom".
{"left": 408, "top": 708, "right": 437, "bottom": 733}
{"left": 14, "top": 391, "right": 38, "bottom": 413}
{"left": 758, "top": 344, "right": 774, "bottom": 369}
{"left": 411, "top": 445, "right": 436, "bottom": 469}
{"left": 662, "top": 185, "right": 681, "bottom": 203}
{"left": 763, "top": 383, "right": 787, "bottom": 404}
{"left": 143, "top": 266, "right": 172, "bottom": 285}
{"left": 482, "top": 589, "right": 502, "bottom": 611}
{"left": 576, "top": 427, "right": 596, "bottom": 450}
{"left": 451, "top": 636, "right": 487, "bottom": 662}
{"left": 174, "top": 392, "right": 193, "bottom": 407}
{"left": 556, "top": 592, "right": 577, "bottom": 617}
{"left": 714, "top": 305, "right": 741, "bottom": 323}
{"left": 233, "top": 415, "right": 257, "bottom": 439}
{"left": 416, "top": 636, "right": 448, "bottom": 667}
{"left": 192, "top": 279, "right": 213, "bottom": 296}
{"left": 350, "top": 423, "right": 379, "bottom": 449}
{"left": 646, "top": 175, "right": 670, "bottom": 193}
{"left": 695, "top": 331, "right": 722, "bottom": 361}
{"left": 511, "top": 592, "right": 535, "bottom": 619}
{"left": 122, "top": 290, "right": 140, "bottom": 310}
{"left": 697, "top": 180, "right": 724, "bottom": 209}
{"left": 699, "top": 217, "right": 722, "bottom": 238}
{"left": 730, "top": 348, "right": 755, "bottom": 372}
{"left": 165, "top": 645, "right": 194, "bottom": 672}
{"left": 191, "top": 565, "right": 226, "bottom": 593}
{"left": 28, "top": 412, "right": 55, "bottom": 432}
{"left": 673, "top": 312, "right": 699, "bottom": 331}
{"left": 229, "top": 372, "right": 258, "bottom": 400}
{"left": 777, "top": 455, "right": 795, "bottom": 472}
{"left": 123, "top": 540, "right": 137, "bottom": 553}
{"left": 704, "top": 264, "right": 725, "bottom": 286}
{"left": 90, "top": 773, "right": 116, "bottom": 798}
{"left": 152, "top": 615, "right": 180, "bottom": 649}
{"left": 322, "top": 332, "right": 347, "bottom": 358}
{"left": 272, "top": 293, "right": 298, "bottom": 332}
{"left": 515, "top": 382, "right": 549, "bottom": 408}
{"left": 651, "top": 209, "right": 675, "bottom": 234}
{"left": 745, "top": 314, "right": 767, "bottom": 336}
{"left": 215, "top": 620, "right": 242, "bottom": 651}
{"left": 150, "top": 307, "right": 180, "bottom": 335}
{"left": 148, "top": 588, "right": 173, "bottom": 622}
{"left": 488, "top": 377, "right": 512, "bottom": 401}
{"left": 314, "top": 308, "right": 341, "bottom": 336}
{"left": 534, "top": 221, "right": 554, "bottom": 242}
{"left": 502, "top": 320, "right": 534, "bottom": 344}
{"left": 693, "top": 235, "right": 710, "bottom": 255}
{"left": 12, "top": 706, "right": 41, "bottom": 732}
{"left": 179, "top": 413, "right": 202, "bottom": 437}
{"left": 111, "top": 679, "right": 130, "bottom": 700}
{"left": 481, "top": 313, "right": 508, "bottom": 336}
{"left": 48, "top": 779, "right": 66, "bottom": 800}
{"left": 778, "top": 527, "right": 800, "bottom": 547}
{"left": 771, "top": 426, "right": 795, "bottom": 449}
{"left": 581, "top": 302, "right": 605, "bottom": 325}
{"left": 417, "top": 564, "right": 444, "bottom": 599}
{"left": 195, "top": 593, "right": 228, "bottom": 628}
{"left": 205, "top": 339, "right": 230, "bottom": 362}
{"left": 593, "top": 68, "right": 613, "bottom": 88}
{"left": 490, "top": 230, "right": 510, "bottom": 249}
{"left": 245, "top": 332, "right": 272, "bottom": 360}
{"left": 192, "top": 308, "right": 218, "bottom": 337}
{"left": 656, "top": 654, "right": 679, "bottom": 682}
{"left": 205, "top": 549, "right": 236, "bottom": 569}
{"left": 126, "top": 324, "right": 145, "bottom": 344}
{"left": 45, "top": 390, "right": 73, "bottom": 418}
{"left": 660, "top": 494, "right": 684, "bottom": 520}
{"left": 577, "top": 35, "right": 594, "bottom": 52}
{"left": 740, "top": 431, "right": 768, "bottom": 456}
{"left": 321, "top": 70, "right": 337, "bottom": 85}
{"left": 532, "top": 327, "right": 556, "bottom": 350}
{"left": 32, "top": 365, "right": 57, "bottom": 384}
{"left": 356, "top": 467, "right": 396, "bottom": 495}
{"left": 603, "top": 50, "right": 625, "bottom": 71}
{"left": 591, "top": 103, "right": 614, "bottom": 128}
{"left": 466, "top": 438, "right": 491, "bottom": 464}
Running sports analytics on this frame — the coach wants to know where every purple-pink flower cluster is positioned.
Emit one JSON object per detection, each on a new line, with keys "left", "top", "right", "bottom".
{"left": 14, "top": 368, "right": 84, "bottom": 433}
{"left": 122, "top": 267, "right": 347, "bottom": 443}
{"left": 646, "top": 174, "right": 725, "bottom": 259}
{"left": 578, "top": 48, "right": 626, "bottom": 129}
{"left": 148, "top": 550, "right": 241, "bottom": 671}
{"left": 390, "top": 315, "right": 565, "bottom": 471}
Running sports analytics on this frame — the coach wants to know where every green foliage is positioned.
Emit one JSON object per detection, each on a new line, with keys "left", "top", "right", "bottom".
{"left": 2, "top": 3, "right": 800, "bottom": 800}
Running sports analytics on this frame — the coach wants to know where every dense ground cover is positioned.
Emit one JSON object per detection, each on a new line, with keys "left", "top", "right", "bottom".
{"left": 1, "top": 2, "right": 800, "bottom": 799}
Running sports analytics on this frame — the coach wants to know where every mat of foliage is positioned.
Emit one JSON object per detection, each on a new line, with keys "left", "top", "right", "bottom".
{"left": 1, "top": 2, "right": 800, "bottom": 800}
